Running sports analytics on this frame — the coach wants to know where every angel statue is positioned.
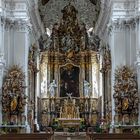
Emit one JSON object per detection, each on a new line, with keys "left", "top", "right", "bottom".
{"left": 84, "top": 80, "right": 91, "bottom": 98}
{"left": 48, "top": 80, "right": 57, "bottom": 98}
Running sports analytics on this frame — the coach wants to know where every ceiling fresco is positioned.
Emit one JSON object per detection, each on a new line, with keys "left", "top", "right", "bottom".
{"left": 39, "top": 0, "right": 101, "bottom": 29}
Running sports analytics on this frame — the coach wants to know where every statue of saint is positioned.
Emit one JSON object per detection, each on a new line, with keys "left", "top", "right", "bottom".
{"left": 84, "top": 80, "right": 91, "bottom": 98}
{"left": 60, "top": 107, "right": 63, "bottom": 118}
{"left": 10, "top": 96, "right": 17, "bottom": 111}
{"left": 48, "top": 80, "right": 57, "bottom": 97}
{"left": 122, "top": 98, "right": 129, "bottom": 110}
{"left": 76, "top": 106, "right": 80, "bottom": 118}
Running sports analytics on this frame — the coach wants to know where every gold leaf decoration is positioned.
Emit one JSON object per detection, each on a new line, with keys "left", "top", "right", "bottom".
{"left": 113, "top": 66, "right": 138, "bottom": 124}
{"left": 28, "top": 44, "right": 39, "bottom": 73}
{"left": 2, "top": 65, "right": 26, "bottom": 115}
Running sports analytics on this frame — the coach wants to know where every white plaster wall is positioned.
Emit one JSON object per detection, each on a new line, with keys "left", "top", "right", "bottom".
{"left": 14, "top": 31, "right": 26, "bottom": 67}
{"left": 129, "top": 28, "right": 136, "bottom": 66}
{"left": 4, "top": 29, "right": 15, "bottom": 67}
{"left": 113, "top": 30, "right": 126, "bottom": 66}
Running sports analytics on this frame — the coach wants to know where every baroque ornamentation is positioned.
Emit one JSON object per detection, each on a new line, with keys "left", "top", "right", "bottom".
{"left": 38, "top": 0, "right": 101, "bottom": 28}
{"left": 100, "top": 45, "right": 111, "bottom": 73}
{"left": 2, "top": 65, "right": 26, "bottom": 116}
{"left": 39, "top": 4, "right": 101, "bottom": 127}
{"left": 28, "top": 44, "right": 39, "bottom": 73}
{"left": 113, "top": 66, "right": 138, "bottom": 124}
{"left": 39, "top": 3, "right": 100, "bottom": 64}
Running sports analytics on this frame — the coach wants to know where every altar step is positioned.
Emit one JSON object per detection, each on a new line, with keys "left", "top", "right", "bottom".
{"left": 54, "top": 132, "right": 86, "bottom": 140}
{"left": 54, "top": 136, "right": 86, "bottom": 140}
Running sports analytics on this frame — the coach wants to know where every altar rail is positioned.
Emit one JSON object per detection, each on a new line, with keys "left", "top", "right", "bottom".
{"left": 0, "top": 133, "right": 54, "bottom": 140}
{"left": 86, "top": 133, "right": 140, "bottom": 140}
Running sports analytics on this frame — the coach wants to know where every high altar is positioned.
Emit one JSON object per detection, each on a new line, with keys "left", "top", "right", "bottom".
{"left": 40, "top": 3, "right": 100, "bottom": 130}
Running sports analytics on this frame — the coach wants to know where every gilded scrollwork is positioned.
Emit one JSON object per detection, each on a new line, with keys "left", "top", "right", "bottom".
{"left": 100, "top": 45, "right": 111, "bottom": 73}
{"left": 2, "top": 65, "right": 27, "bottom": 124}
{"left": 38, "top": 3, "right": 101, "bottom": 127}
{"left": 28, "top": 44, "right": 39, "bottom": 73}
{"left": 114, "top": 66, "right": 138, "bottom": 124}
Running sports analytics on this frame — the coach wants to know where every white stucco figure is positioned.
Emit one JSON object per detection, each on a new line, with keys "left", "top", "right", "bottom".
{"left": 48, "top": 80, "right": 57, "bottom": 97}
{"left": 84, "top": 80, "right": 91, "bottom": 98}
{"left": 66, "top": 92, "right": 72, "bottom": 100}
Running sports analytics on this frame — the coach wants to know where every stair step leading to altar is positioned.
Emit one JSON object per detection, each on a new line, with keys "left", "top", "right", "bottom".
{"left": 54, "top": 132, "right": 86, "bottom": 140}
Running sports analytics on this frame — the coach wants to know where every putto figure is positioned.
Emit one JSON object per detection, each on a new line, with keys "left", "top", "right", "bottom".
{"left": 48, "top": 80, "right": 57, "bottom": 98}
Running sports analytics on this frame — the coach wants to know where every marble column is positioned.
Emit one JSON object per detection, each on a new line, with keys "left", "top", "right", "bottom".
{"left": 108, "top": 27, "right": 115, "bottom": 130}
{"left": 41, "top": 53, "right": 48, "bottom": 98}
{"left": 91, "top": 53, "right": 96, "bottom": 98}
{"left": 54, "top": 52, "right": 59, "bottom": 97}
{"left": 80, "top": 52, "right": 85, "bottom": 97}
{"left": 47, "top": 54, "right": 51, "bottom": 96}
{"left": 89, "top": 62, "right": 92, "bottom": 96}
{"left": 24, "top": 30, "right": 31, "bottom": 133}
{"left": 100, "top": 55, "right": 104, "bottom": 119}
{"left": 34, "top": 49, "right": 40, "bottom": 131}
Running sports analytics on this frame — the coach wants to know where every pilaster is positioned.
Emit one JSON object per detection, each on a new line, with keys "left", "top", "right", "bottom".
{"left": 0, "top": 54, "right": 5, "bottom": 125}
{"left": 80, "top": 52, "right": 85, "bottom": 97}
{"left": 135, "top": 52, "right": 140, "bottom": 124}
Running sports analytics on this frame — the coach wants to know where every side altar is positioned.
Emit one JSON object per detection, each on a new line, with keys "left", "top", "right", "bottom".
{"left": 38, "top": 3, "right": 100, "bottom": 131}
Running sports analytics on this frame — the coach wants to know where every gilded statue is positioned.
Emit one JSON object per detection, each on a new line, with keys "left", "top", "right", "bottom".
{"left": 122, "top": 98, "right": 129, "bottom": 110}
{"left": 59, "top": 99, "right": 80, "bottom": 118}
{"left": 10, "top": 96, "right": 17, "bottom": 111}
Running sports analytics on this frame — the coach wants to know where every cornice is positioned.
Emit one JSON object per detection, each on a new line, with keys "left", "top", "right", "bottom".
{"left": 109, "top": 18, "right": 136, "bottom": 32}
{"left": 95, "top": 0, "right": 112, "bottom": 40}
{"left": 1, "top": 16, "right": 32, "bottom": 32}
{"left": 26, "top": 0, "right": 44, "bottom": 40}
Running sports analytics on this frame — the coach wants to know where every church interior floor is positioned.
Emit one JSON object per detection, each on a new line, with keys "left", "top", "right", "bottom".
{"left": 54, "top": 132, "right": 86, "bottom": 140}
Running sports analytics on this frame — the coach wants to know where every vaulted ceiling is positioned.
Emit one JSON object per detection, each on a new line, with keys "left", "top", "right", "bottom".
{"left": 38, "top": 0, "right": 101, "bottom": 29}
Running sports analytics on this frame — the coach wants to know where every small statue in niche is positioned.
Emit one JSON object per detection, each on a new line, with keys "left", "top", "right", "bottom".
{"left": 10, "top": 95, "right": 18, "bottom": 112}
{"left": 122, "top": 98, "right": 129, "bottom": 111}
{"left": 76, "top": 106, "right": 80, "bottom": 118}
{"left": 51, "top": 100, "right": 55, "bottom": 112}
{"left": 84, "top": 80, "right": 91, "bottom": 98}
{"left": 91, "top": 100, "right": 97, "bottom": 111}
{"left": 85, "top": 99, "right": 89, "bottom": 112}
{"left": 60, "top": 107, "right": 63, "bottom": 118}
{"left": 48, "top": 80, "right": 57, "bottom": 98}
